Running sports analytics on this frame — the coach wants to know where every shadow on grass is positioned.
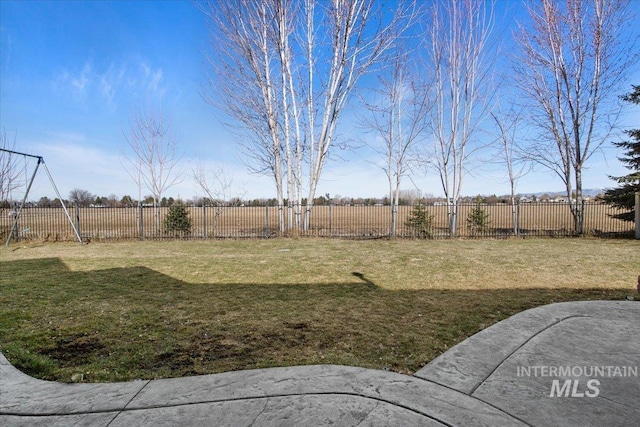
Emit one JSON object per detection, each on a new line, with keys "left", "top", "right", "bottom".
{"left": 0, "top": 258, "right": 634, "bottom": 382}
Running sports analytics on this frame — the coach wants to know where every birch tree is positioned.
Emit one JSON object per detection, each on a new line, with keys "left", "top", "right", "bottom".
{"left": 426, "top": 0, "right": 494, "bottom": 236}
{"left": 201, "top": 0, "right": 415, "bottom": 231}
{"left": 300, "top": 0, "right": 414, "bottom": 229}
{"left": 123, "top": 102, "right": 182, "bottom": 233}
{"left": 490, "top": 105, "right": 529, "bottom": 235}
{"left": 514, "top": 0, "right": 637, "bottom": 234}
{"left": 274, "top": 0, "right": 304, "bottom": 229}
{"left": 360, "top": 46, "right": 430, "bottom": 237}
{"left": 202, "top": 0, "right": 289, "bottom": 231}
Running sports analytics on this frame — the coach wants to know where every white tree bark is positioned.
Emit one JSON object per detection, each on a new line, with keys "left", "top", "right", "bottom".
{"left": 515, "top": 0, "right": 636, "bottom": 234}
{"left": 302, "top": 0, "right": 414, "bottom": 229}
{"left": 490, "top": 106, "right": 529, "bottom": 236}
{"left": 202, "top": 0, "right": 416, "bottom": 231}
{"left": 426, "top": 0, "right": 494, "bottom": 236}
{"left": 202, "top": 0, "right": 286, "bottom": 230}
{"left": 360, "top": 46, "right": 430, "bottom": 237}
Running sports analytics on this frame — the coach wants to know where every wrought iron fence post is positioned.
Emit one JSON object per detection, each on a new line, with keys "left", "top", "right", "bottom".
{"left": 10, "top": 207, "right": 18, "bottom": 243}
{"left": 138, "top": 203, "right": 143, "bottom": 241}
{"left": 265, "top": 205, "right": 269, "bottom": 238}
{"left": 203, "top": 203, "right": 207, "bottom": 240}
{"left": 635, "top": 192, "right": 639, "bottom": 239}
{"left": 75, "top": 204, "right": 81, "bottom": 241}
{"left": 516, "top": 200, "right": 521, "bottom": 237}
{"left": 580, "top": 199, "right": 586, "bottom": 237}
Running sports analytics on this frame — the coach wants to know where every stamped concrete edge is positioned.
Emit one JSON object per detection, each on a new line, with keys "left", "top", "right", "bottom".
{"left": 0, "top": 350, "right": 149, "bottom": 415}
{"left": 413, "top": 300, "right": 640, "bottom": 395}
{"left": 0, "top": 351, "right": 526, "bottom": 426}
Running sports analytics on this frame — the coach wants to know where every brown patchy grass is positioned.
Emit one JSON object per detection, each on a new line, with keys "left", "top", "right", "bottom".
{"left": 0, "top": 239, "right": 638, "bottom": 383}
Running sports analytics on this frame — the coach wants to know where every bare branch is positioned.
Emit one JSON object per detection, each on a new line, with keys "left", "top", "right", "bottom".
{"left": 359, "top": 41, "right": 432, "bottom": 237}
{"left": 200, "top": 0, "right": 420, "bottom": 231}
{"left": 514, "top": 0, "right": 638, "bottom": 232}
{"left": 193, "top": 163, "right": 235, "bottom": 205}
{"left": 68, "top": 188, "right": 95, "bottom": 207}
{"left": 123, "top": 100, "right": 183, "bottom": 232}
{"left": 424, "top": 0, "right": 495, "bottom": 235}
{"left": 0, "top": 129, "right": 25, "bottom": 203}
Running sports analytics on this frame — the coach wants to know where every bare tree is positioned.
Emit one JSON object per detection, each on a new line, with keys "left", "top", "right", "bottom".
{"left": 301, "top": 0, "right": 416, "bottom": 229}
{"left": 201, "top": 0, "right": 287, "bottom": 230}
{"left": 360, "top": 45, "right": 431, "bottom": 237}
{"left": 425, "top": 0, "right": 495, "bottom": 236}
{"left": 193, "top": 163, "right": 245, "bottom": 234}
{"left": 0, "top": 129, "right": 25, "bottom": 204}
{"left": 193, "top": 164, "right": 234, "bottom": 204}
{"left": 201, "top": 0, "right": 416, "bottom": 231}
{"left": 398, "top": 188, "right": 422, "bottom": 205}
{"left": 123, "top": 101, "right": 182, "bottom": 233}
{"left": 68, "top": 188, "right": 95, "bottom": 207}
{"left": 514, "top": 0, "right": 637, "bottom": 234}
{"left": 490, "top": 105, "right": 529, "bottom": 235}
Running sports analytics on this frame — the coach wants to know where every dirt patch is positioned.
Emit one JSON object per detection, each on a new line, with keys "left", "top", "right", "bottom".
{"left": 153, "top": 335, "right": 252, "bottom": 370}
{"left": 43, "top": 335, "right": 107, "bottom": 366}
{"left": 285, "top": 321, "right": 309, "bottom": 330}
{"left": 152, "top": 327, "right": 313, "bottom": 373}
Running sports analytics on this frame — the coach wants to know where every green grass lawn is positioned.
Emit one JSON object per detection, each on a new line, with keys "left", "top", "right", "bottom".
{"left": 1, "top": 238, "right": 638, "bottom": 382}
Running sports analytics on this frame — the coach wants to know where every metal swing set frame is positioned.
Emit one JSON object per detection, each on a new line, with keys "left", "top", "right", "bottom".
{"left": 1, "top": 148, "right": 82, "bottom": 246}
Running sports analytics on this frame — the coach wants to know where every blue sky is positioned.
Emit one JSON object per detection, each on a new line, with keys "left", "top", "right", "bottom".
{"left": 1, "top": 0, "right": 639, "bottom": 202}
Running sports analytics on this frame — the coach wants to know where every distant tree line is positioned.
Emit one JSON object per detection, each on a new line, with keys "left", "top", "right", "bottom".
{"left": 23, "top": 191, "right": 183, "bottom": 209}
{"left": 8, "top": 189, "right": 613, "bottom": 210}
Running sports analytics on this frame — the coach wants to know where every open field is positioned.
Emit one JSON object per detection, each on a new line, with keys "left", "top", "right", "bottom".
{"left": 1, "top": 239, "right": 638, "bottom": 382}
{"left": 1, "top": 202, "right": 634, "bottom": 241}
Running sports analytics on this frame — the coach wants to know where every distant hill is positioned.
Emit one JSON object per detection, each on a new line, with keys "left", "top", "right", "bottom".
{"left": 522, "top": 188, "right": 605, "bottom": 198}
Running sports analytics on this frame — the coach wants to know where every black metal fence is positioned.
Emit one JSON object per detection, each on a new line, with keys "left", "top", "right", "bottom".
{"left": 1, "top": 202, "right": 635, "bottom": 243}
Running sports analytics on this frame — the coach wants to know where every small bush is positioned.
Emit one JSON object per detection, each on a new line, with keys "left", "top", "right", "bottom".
{"left": 164, "top": 201, "right": 192, "bottom": 236}
{"left": 467, "top": 201, "right": 490, "bottom": 234}
{"left": 405, "top": 204, "right": 434, "bottom": 238}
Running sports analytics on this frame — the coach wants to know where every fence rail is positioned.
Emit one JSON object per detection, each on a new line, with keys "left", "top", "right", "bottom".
{"left": 0, "top": 202, "right": 635, "bottom": 243}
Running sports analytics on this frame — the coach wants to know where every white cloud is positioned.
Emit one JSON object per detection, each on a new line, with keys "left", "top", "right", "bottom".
{"left": 99, "top": 63, "right": 126, "bottom": 105}
{"left": 15, "top": 135, "right": 259, "bottom": 201}
{"left": 71, "top": 63, "right": 91, "bottom": 92}
{"left": 136, "top": 61, "right": 165, "bottom": 100}
{"left": 54, "top": 62, "right": 94, "bottom": 99}
{"left": 148, "top": 68, "right": 163, "bottom": 94}
{"left": 51, "top": 58, "right": 166, "bottom": 109}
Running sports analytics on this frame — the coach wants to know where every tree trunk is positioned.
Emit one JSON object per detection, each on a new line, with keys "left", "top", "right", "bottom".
{"left": 511, "top": 196, "right": 518, "bottom": 237}
{"left": 449, "top": 200, "right": 458, "bottom": 237}
{"left": 574, "top": 167, "right": 584, "bottom": 235}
